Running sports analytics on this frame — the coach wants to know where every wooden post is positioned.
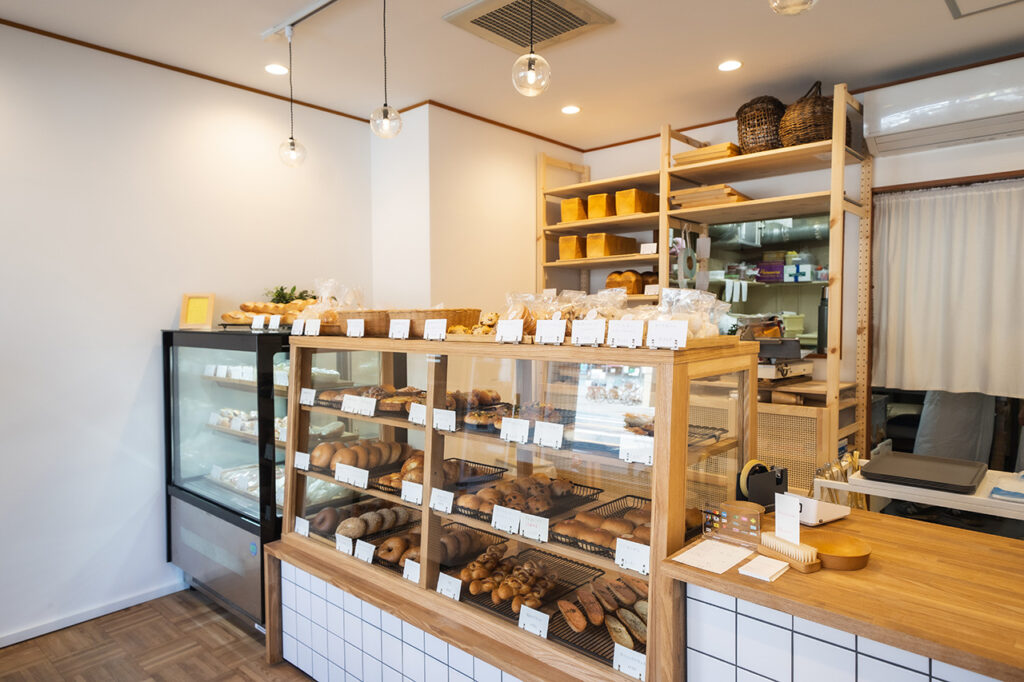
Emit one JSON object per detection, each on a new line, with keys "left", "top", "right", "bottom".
{"left": 283, "top": 341, "right": 312, "bottom": 533}
{"left": 420, "top": 353, "right": 448, "bottom": 589}
{"left": 263, "top": 551, "right": 283, "bottom": 664}
{"left": 855, "top": 155, "right": 875, "bottom": 455}
{"left": 825, "top": 83, "right": 850, "bottom": 463}
{"left": 659, "top": 124, "right": 672, "bottom": 294}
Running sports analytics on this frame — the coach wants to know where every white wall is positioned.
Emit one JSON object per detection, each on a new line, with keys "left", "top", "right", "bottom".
{"left": 0, "top": 25, "right": 372, "bottom": 646}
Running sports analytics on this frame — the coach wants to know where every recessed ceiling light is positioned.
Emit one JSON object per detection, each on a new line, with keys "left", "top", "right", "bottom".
{"left": 718, "top": 60, "right": 742, "bottom": 72}
{"left": 265, "top": 63, "right": 288, "bottom": 75}
{"left": 561, "top": 105, "right": 581, "bottom": 115}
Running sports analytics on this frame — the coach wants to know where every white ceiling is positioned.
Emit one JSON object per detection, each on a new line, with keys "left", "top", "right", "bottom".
{"left": 3, "top": 0, "right": 1024, "bottom": 149}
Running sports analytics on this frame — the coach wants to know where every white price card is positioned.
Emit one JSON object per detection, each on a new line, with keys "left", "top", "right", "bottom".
{"left": 534, "top": 319, "right": 567, "bottom": 345}
{"left": 423, "top": 318, "right": 447, "bottom": 341}
{"left": 354, "top": 540, "right": 375, "bottom": 564}
{"left": 336, "top": 535, "right": 353, "bottom": 555}
{"left": 294, "top": 517, "right": 310, "bottom": 537}
{"left": 619, "top": 433, "right": 655, "bottom": 466}
{"left": 542, "top": 288, "right": 558, "bottom": 297}
{"left": 533, "top": 421, "right": 564, "bottom": 449}
{"left": 401, "top": 480, "right": 424, "bottom": 506}
{"left": 294, "top": 451, "right": 311, "bottom": 471}
{"left": 495, "top": 319, "right": 524, "bottom": 343}
{"left": 613, "top": 644, "right": 647, "bottom": 680}
{"left": 403, "top": 559, "right": 421, "bottom": 584}
{"left": 227, "top": 365, "right": 243, "bottom": 379}
{"left": 229, "top": 417, "right": 244, "bottom": 431}
{"left": 290, "top": 319, "right": 305, "bottom": 336}
{"left": 491, "top": 505, "right": 522, "bottom": 534}
{"left": 216, "top": 365, "right": 229, "bottom": 378}
{"left": 279, "top": 425, "right": 287, "bottom": 443}
{"left": 571, "top": 319, "right": 607, "bottom": 346}
{"left": 357, "top": 396, "right": 377, "bottom": 416}
{"left": 389, "top": 318, "right": 411, "bottom": 339}
{"left": 268, "top": 314, "right": 282, "bottom": 330}
{"left": 341, "top": 394, "right": 361, "bottom": 414}
{"left": 436, "top": 573, "right": 462, "bottom": 601}
{"left": 210, "top": 465, "right": 224, "bottom": 480}
{"left": 251, "top": 315, "right": 266, "bottom": 330}
{"left": 242, "top": 366, "right": 255, "bottom": 382}
{"left": 615, "top": 538, "right": 651, "bottom": 576}
{"left": 335, "top": 464, "right": 370, "bottom": 489}
{"left": 429, "top": 488, "right": 454, "bottom": 514}
{"left": 299, "top": 388, "right": 317, "bottom": 406}
{"left": 432, "top": 408, "right": 457, "bottom": 432}
{"left": 500, "top": 417, "right": 530, "bottom": 444}
{"left": 519, "top": 514, "right": 549, "bottom": 543}
{"left": 274, "top": 370, "right": 289, "bottom": 386}
{"left": 640, "top": 242, "right": 658, "bottom": 255}
{"left": 643, "top": 284, "right": 660, "bottom": 296}
{"left": 204, "top": 364, "right": 216, "bottom": 376}
{"left": 207, "top": 412, "right": 220, "bottom": 426}
{"left": 346, "top": 318, "right": 364, "bottom": 337}
{"left": 646, "top": 319, "right": 687, "bottom": 349}
{"left": 607, "top": 320, "right": 645, "bottom": 348}
{"left": 304, "top": 319, "right": 321, "bottom": 336}
{"left": 517, "top": 605, "right": 549, "bottom": 639}
{"left": 407, "top": 402, "right": 427, "bottom": 426}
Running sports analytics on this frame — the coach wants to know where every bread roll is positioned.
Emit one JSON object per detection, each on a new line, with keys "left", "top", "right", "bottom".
{"left": 336, "top": 517, "right": 366, "bottom": 538}
{"left": 575, "top": 511, "right": 604, "bottom": 529}
{"left": 557, "top": 600, "right": 587, "bottom": 634}
{"left": 624, "top": 508, "right": 652, "bottom": 526}
{"left": 350, "top": 446, "right": 370, "bottom": 469}
{"left": 398, "top": 547, "right": 420, "bottom": 567}
{"left": 331, "top": 448, "right": 357, "bottom": 469}
{"left": 360, "top": 511, "right": 383, "bottom": 534}
{"left": 456, "top": 494, "right": 482, "bottom": 510}
{"left": 576, "top": 586, "right": 604, "bottom": 626}
{"left": 601, "top": 518, "right": 635, "bottom": 537}
{"left": 617, "top": 608, "right": 647, "bottom": 644}
{"left": 376, "top": 508, "right": 397, "bottom": 531}
{"left": 608, "top": 579, "right": 637, "bottom": 607}
{"left": 580, "top": 528, "right": 616, "bottom": 548}
{"left": 239, "top": 302, "right": 258, "bottom": 313}
{"left": 310, "top": 443, "right": 336, "bottom": 468}
{"left": 632, "top": 525, "right": 651, "bottom": 544}
{"left": 377, "top": 536, "right": 408, "bottom": 562}
{"left": 605, "top": 616, "right": 634, "bottom": 649}
{"left": 310, "top": 508, "right": 339, "bottom": 533}
{"left": 620, "top": 575, "right": 649, "bottom": 599}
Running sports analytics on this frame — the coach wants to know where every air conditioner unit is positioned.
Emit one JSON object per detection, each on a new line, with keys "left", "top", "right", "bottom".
{"left": 863, "top": 56, "right": 1024, "bottom": 156}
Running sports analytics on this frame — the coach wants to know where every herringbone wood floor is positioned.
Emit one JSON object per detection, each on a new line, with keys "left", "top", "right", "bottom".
{"left": 0, "top": 589, "right": 307, "bottom": 681}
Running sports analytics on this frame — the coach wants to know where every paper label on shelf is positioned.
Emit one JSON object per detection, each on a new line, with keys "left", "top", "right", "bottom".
{"left": 229, "top": 417, "right": 244, "bottom": 431}
{"left": 615, "top": 538, "right": 651, "bottom": 576}
{"left": 215, "top": 365, "right": 228, "bottom": 378}
{"left": 696, "top": 235, "right": 711, "bottom": 259}
{"left": 640, "top": 242, "right": 657, "bottom": 255}
{"left": 354, "top": 540, "right": 375, "bottom": 564}
{"left": 500, "top": 417, "right": 530, "bottom": 444}
{"left": 251, "top": 315, "right": 266, "bottom": 330}
{"left": 204, "top": 364, "right": 216, "bottom": 377}
{"left": 242, "top": 366, "right": 256, "bottom": 382}
{"left": 207, "top": 412, "right": 220, "bottom": 426}
{"left": 389, "top": 319, "right": 411, "bottom": 340}
{"left": 619, "top": 433, "right": 655, "bottom": 466}
{"left": 335, "top": 464, "right": 370, "bottom": 489}
{"left": 210, "top": 465, "right": 224, "bottom": 480}
{"left": 346, "top": 319, "right": 364, "bottom": 337}
{"left": 401, "top": 481, "right": 424, "bottom": 506}
{"left": 542, "top": 288, "right": 557, "bottom": 297}
{"left": 293, "top": 517, "right": 309, "bottom": 537}
{"left": 517, "top": 605, "right": 549, "bottom": 639}
{"left": 519, "top": 514, "right": 549, "bottom": 543}
{"left": 279, "top": 425, "right": 287, "bottom": 444}
{"left": 335, "top": 536, "right": 353, "bottom": 555}
{"left": 227, "top": 365, "right": 242, "bottom": 379}
{"left": 290, "top": 319, "right": 305, "bottom": 336}
{"left": 341, "top": 395, "right": 377, "bottom": 417}
{"left": 646, "top": 320, "right": 688, "bottom": 349}
{"left": 532, "top": 421, "right": 564, "bottom": 449}
{"left": 407, "top": 402, "right": 427, "bottom": 426}
{"left": 429, "top": 488, "right": 454, "bottom": 514}
{"left": 402, "top": 559, "right": 421, "bottom": 584}
{"left": 607, "top": 320, "right": 645, "bottom": 348}
{"left": 491, "top": 505, "right": 522, "bottom": 534}
{"left": 274, "top": 370, "right": 289, "bottom": 386}
{"left": 304, "top": 319, "right": 321, "bottom": 336}
{"left": 299, "top": 388, "right": 316, "bottom": 406}
{"left": 294, "top": 451, "right": 310, "bottom": 471}
{"left": 495, "top": 319, "right": 524, "bottom": 343}
{"left": 268, "top": 314, "right": 282, "bottom": 330}
{"left": 571, "top": 319, "right": 606, "bottom": 346}
{"left": 432, "top": 409, "right": 457, "bottom": 432}
{"left": 423, "top": 318, "right": 447, "bottom": 341}
{"left": 534, "top": 319, "right": 566, "bottom": 345}
{"left": 436, "top": 573, "right": 462, "bottom": 601}
{"left": 613, "top": 644, "right": 647, "bottom": 680}
{"left": 643, "top": 284, "right": 661, "bottom": 296}
{"left": 775, "top": 492, "right": 801, "bottom": 545}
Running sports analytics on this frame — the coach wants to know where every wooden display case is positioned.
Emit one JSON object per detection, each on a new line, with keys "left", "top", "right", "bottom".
{"left": 264, "top": 335, "right": 758, "bottom": 681}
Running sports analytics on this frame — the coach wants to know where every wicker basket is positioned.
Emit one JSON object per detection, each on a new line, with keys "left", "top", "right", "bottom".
{"left": 779, "top": 81, "right": 849, "bottom": 147}
{"left": 319, "top": 310, "right": 389, "bottom": 336}
{"left": 386, "top": 308, "right": 481, "bottom": 338}
{"left": 736, "top": 95, "right": 786, "bottom": 154}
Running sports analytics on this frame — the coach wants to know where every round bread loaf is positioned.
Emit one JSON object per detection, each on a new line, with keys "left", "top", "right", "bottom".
{"left": 310, "top": 507, "right": 339, "bottom": 532}
{"left": 331, "top": 448, "right": 358, "bottom": 469}
{"left": 376, "top": 508, "right": 397, "bottom": 530}
{"left": 456, "top": 494, "right": 482, "bottom": 510}
{"left": 392, "top": 506, "right": 410, "bottom": 526}
{"left": 402, "top": 469, "right": 424, "bottom": 484}
{"left": 360, "top": 511, "right": 383, "bottom": 534}
{"left": 350, "top": 446, "right": 370, "bottom": 469}
{"left": 310, "top": 443, "right": 336, "bottom": 468}
{"left": 336, "top": 517, "right": 366, "bottom": 538}
{"left": 377, "top": 536, "right": 408, "bottom": 562}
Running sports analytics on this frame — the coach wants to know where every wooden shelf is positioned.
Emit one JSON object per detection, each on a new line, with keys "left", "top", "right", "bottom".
{"left": 669, "top": 191, "right": 863, "bottom": 224}
{"left": 544, "top": 170, "right": 659, "bottom": 200}
{"left": 688, "top": 437, "right": 739, "bottom": 464}
{"left": 544, "top": 253, "right": 659, "bottom": 270}
{"left": 837, "top": 421, "right": 861, "bottom": 440}
{"left": 297, "top": 468, "right": 419, "bottom": 510}
{"left": 203, "top": 375, "right": 291, "bottom": 396}
{"left": 442, "top": 428, "right": 636, "bottom": 468}
{"left": 207, "top": 423, "right": 285, "bottom": 449}
{"left": 670, "top": 142, "right": 864, "bottom": 185}
{"left": 627, "top": 294, "right": 659, "bottom": 303}
{"left": 544, "top": 211, "right": 660, "bottom": 236}
{"left": 302, "top": 404, "right": 425, "bottom": 432}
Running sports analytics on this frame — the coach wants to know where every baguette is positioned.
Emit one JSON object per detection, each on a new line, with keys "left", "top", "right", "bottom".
{"left": 617, "top": 608, "right": 648, "bottom": 645}
{"left": 591, "top": 578, "right": 619, "bottom": 613}
{"left": 634, "top": 600, "right": 649, "bottom": 624}
{"left": 609, "top": 578, "right": 637, "bottom": 607}
{"left": 557, "top": 600, "right": 587, "bottom": 634}
{"left": 619, "top": 574, "right": 649, "bottom": 599}
{"left": 576, "top": 586, "right": 605, "bottom": 626}
{"left": 604, "top": 616, "right": 634, "bottom": 650}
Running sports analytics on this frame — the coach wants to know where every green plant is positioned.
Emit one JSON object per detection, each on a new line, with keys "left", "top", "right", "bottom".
{"left": 264, "top": 285, "right": 314, "bottom": 303}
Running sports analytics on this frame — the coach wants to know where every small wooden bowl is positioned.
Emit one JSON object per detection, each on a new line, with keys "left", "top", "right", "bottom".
{"left": 803, "top": 530, "right": 872, "bottom": 570}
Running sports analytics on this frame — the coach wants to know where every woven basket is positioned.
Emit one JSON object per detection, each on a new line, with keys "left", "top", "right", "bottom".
{"left": 387, "top": 308, "right": 481, "bottom": 338}
{"left": 320, "top": 310, "right": 389, "bottom": 336}
{"left": 779, "top": 81, "right": 850, "bottom": 147}
{"left": 736, "top": 95, "right": 786, "bottom": 154}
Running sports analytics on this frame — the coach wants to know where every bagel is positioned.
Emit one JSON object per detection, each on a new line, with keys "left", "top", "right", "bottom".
{"left": 377, "top": 536, "right": 408, "bottom": 562}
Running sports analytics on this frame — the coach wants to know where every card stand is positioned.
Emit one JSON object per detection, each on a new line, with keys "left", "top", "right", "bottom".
{"left": 460, "top": 548, "right": 605, "bottom": 623}
{"left": 687, "top": 424, "right": 728, "bottom": 447}
{"left": 439, "top": 522, "right": 509, "bottom": 569}
{"left": 547, "top": 610, "right": 647, "bottom": 667}
{"left": 452, "top": 482, "right": 604, "bottom": 524}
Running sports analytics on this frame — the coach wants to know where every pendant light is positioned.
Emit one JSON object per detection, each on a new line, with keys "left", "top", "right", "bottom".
{"left": 512, "top": 0, "right": 550, "bottom": 97}
{"left": 279, "top": 25, "right": 307, "bottom": 166}
{"left": 770, "top": 0, "right": 818, "bottom": 15}
{"left": 370, "top": 0, "right": 402, "bottom": 138}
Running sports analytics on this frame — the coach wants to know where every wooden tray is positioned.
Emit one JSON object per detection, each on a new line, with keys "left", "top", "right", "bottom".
{"left": 672, "top": 142, "right": 740, "bottom": 167}
{"left": 669, "top": 183, "right": 750, "bottom": 208}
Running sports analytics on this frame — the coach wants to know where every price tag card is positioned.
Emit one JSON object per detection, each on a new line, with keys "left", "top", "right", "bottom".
{"left": 229, "top": 417, "right": 244, "bottom": 431}
{"left": 341, "top": 394, "right": 360, "bottom": 414}
{"left": 346, "top": 318, "right": 364, "bottom": 337}
{"left": 571, "top": 319, "right": 607, "bottom": 346}
{"left": 354, "top": 540, "right": 375, "bottom": 564}
{"left": 500, "top": 417, "right": 530, "bottom": 444}
{"left": 519, "top": 514, "right": 549, "bottom": 543}
{"left": 335, "top": 464, "right": 370, "bottom": 489}
{"left": 542, "top": 288, "right": 558, "bottom": 297}
{"left": 407, "top": 402, "right": 427, "bottom": 426}
{"left": 495, "top": 319, "right": 524, "bottom": 344}
{"left": 613, "top": 644, "right": 647, "bottom": 680}
{"left": 607, "top": 320, "right": 645, "bottom": 348}
{"left": 401, "top": 480, "right": 424, "bottom": 506}
{"left": 389, "top": 319, "right": 411, "bottom": 339}
{"left": 423, "top": 319, "right": 447, "bottom": 341}
{"left": 227, "top": 365, "right": 242, "bottom": 379}
{"left": 534, "top": 319, "right": 566, "bottom": 345}
{"left": 294, "top": 451, "right": 311, "bottom": 471}
{"left": 357, "top": 396, "right": 377, "bottom": 416}
{"left": 640, "top": 242, "right": 658, "bottom": 255}
{"left": 432, "top": 408, "right": 457, "bottom": 432}
{"left": 251, "top": 315, "right": 266, "bottom": 330}
{"left": 615, "top": 538, "right": 651, "bottom": 576}
{"left": 290, "top": 319, "right": 306, "bottom": 335}
{"left": 436, "top": 573, "right": 462, "bottom": 601}
{"left": 643, "top": 284, "right": 660, "bottom": 296}
{"left": 619, "top": 433, "right": 655, "bottom": 466}
{"left": 299, "top": 388, "right": 317, "bottom": 406}
{"left": 274, "top": 370, "right": 289, "bottom": 386}
{"left": 646, "top": 320, "right": 687, "bottom": 349}
{"left": 304, "top": 319, "right": 321, "bottom": 336}
{"left": 517, "top": 605, "right": 549, "bottom": 639}
{"left": 216, "top": 365, "right": 228, "bottom": 378}
{"left": 210, "top": 465, "right": 224, "bottom": 480}
{"left": 279, "top": 425, "right": 287, "bottom": 443}
{"left": 402, "top": 559, "right": 421, "bottom": 584}
{"left": 491, "top": 505, "right": 522, "bottom": 534}
{"left": 241, "top": 366, "right": 256, "bottom": 382}
{"left": 335, "top": 536, "right": 353, "bottom": 555}
{"left": 429, "top": 488, "right": 454, "bottom": 514}
{"left": 294, "top": 517, "right": 310, "bottom": 537}
{"left": 268, "top": 314, "right": 282, "bottom": 330}
{"left": 533, "top": 421, "right": 564, "bottom": 449}
{"left": 207, "top": 412, "right": 220, "bottom": 426}
{"left": 204, "top": 364, "right": 216, "bottom": 376}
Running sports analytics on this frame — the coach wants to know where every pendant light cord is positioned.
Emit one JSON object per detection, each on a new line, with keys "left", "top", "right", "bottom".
{"left": 382, "top": 0, "right": 388, "bottom": 107}
{"left": 529, "top": 0, "right": 534, "bottom": 53}
{"left": 287, "top": 26, "right": 295, "bottom": 141}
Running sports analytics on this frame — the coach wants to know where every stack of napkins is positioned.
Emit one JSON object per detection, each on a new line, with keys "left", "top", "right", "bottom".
{"left": 990, "top": 474, "right": 1024, "bottom": 504}
{"left": 739, "top": 555, "right": 790, "bottom": 582}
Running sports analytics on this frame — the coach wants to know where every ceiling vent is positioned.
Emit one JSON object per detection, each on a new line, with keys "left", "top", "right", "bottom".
{"left": 444, "top": 0, "right": 614, "bottom": 53}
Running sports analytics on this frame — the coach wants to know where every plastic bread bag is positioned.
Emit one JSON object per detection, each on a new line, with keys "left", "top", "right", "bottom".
{"left": 501, "top": 292, "right": 538, "bottom": 335}
{"left": 298, "top": 278, "right": 343, "bottom": 323}
{"left": 578, "top": 287, "right": 629, "bottom": 320}
{"left": 554, "top": 289, "right": 587, "bottom": 333}
{"left": 336, "top": 285, "right": 365, "bottom": 311}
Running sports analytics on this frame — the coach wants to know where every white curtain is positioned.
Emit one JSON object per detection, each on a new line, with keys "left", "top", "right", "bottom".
{"left": 873, "top": 178, "right": 1024, "bottom": 399}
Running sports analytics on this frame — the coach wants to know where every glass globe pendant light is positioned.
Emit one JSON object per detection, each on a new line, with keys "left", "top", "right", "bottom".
{"left": 770, "top": 0, "right": 818, "bottom": 15}
{"left": 370, "top": 0, "right": 402, "bottom": 138}
{"left": 279, "top": 25, "right": 307, "bottom": 166}
{"left": 512, "top": 0, "right": 550, "bottom": 96}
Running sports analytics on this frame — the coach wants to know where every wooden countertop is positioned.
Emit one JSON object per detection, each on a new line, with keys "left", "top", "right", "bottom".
{"left": 662, "top": 510, "right": 1024, "bottom": 680}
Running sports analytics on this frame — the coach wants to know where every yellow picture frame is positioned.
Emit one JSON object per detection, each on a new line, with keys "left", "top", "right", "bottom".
{"left": 180, "top": 293, "right": 215, "bottom": 330}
